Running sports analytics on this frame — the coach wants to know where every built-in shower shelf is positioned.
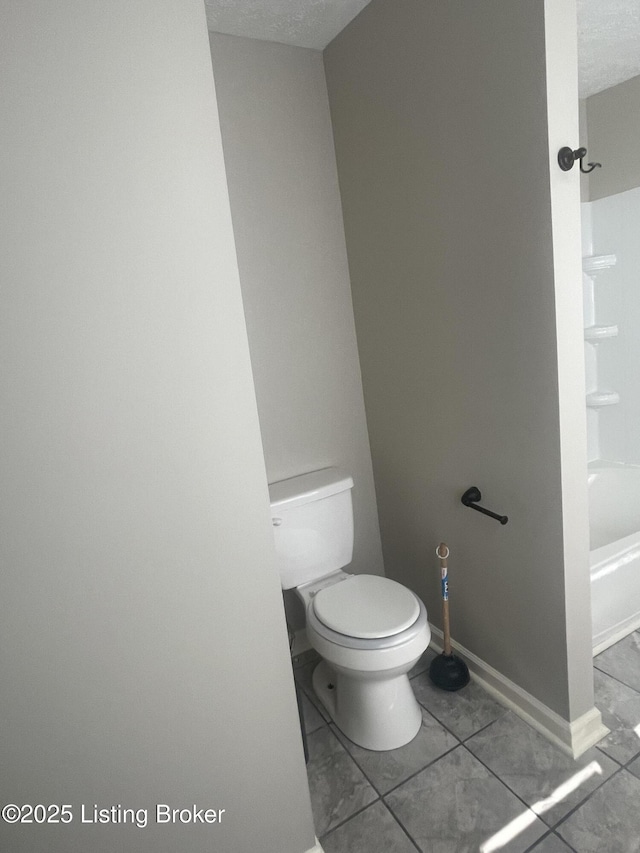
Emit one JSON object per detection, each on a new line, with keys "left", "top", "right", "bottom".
{"left": 586, "top": 391, "right": 620, "bottom": 409}
{"left": 582, "top": 254, "right": 617, "bottom": 275}
{"left": 584, "top": 324, "right": 619, "bottom": 342}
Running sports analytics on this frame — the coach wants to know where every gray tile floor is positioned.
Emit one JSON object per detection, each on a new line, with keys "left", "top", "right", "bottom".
{"left": 293, "top": 630, "right": 640, "bottom": 853}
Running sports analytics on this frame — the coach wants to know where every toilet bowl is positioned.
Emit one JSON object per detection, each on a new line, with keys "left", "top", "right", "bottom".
{"left": 269, "top": 467, "right": 431, "bottom": 751}
{"left": 300, "top": 572, "right": 430, "bottom": 750}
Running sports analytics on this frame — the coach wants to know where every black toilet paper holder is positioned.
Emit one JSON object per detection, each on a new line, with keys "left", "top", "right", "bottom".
{"left": 461, "top": 487, "right": 508, "bottom": 525}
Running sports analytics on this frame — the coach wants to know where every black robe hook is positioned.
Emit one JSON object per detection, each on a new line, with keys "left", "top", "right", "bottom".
{"left": 558, "top": 146, "right": 601, "bottom": 174}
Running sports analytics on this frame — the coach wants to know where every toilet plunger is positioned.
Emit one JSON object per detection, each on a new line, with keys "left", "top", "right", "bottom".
{"left": 429, "top": 543, "right": 470, "bottom": 691}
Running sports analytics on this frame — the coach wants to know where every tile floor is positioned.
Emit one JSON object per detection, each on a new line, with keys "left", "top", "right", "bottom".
{"left": 293, "top": 630, "right": 640, "bottom": 853}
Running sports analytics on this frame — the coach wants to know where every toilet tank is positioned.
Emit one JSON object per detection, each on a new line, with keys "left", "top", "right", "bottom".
{"left": 268, "top": 468, "right": 354, "bottom": 590}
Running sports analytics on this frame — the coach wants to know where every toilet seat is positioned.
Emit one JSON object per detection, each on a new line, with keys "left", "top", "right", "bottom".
{"left": 306, "top": 574, "right": 428, "bottom": 651}
{"left": 312, "top": 575, "right": 420, "bottom": 639}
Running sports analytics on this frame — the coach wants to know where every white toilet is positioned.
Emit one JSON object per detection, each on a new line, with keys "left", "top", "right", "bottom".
{"left": 269, "top": 467, "right": 430, "bottom": 751}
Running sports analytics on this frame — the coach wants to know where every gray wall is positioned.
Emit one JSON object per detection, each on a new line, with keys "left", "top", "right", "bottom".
{"left": 586, "top": 74, "right": 640, "bottom": 201}
{"left": 209, "top": 34, "right": 384, "bottom": 632}
{"left": 324, "top": 0, "right": 593, "bottom": 721}
{"left": 0, "top": 3, "right": 315, "bottom": 852}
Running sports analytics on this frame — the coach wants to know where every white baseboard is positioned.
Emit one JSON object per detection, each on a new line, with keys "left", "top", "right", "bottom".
{"left": 429, "top": 625, "right": 609, "bottom": 759}
{"left": 593, "top": 611, "right": 640, "bottom": 657}
{"left": 292, "top": 621, "right": 608, "bottom": 758}
{"left": 291, "top": 628, "right": 312, "bottom": 658}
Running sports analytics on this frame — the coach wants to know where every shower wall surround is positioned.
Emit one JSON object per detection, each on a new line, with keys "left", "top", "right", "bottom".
{"left": 584, "top": 186, "right": 640, "bottom": 464}
{"left": 581, "top": 201, "right": 618, "bottom": 463}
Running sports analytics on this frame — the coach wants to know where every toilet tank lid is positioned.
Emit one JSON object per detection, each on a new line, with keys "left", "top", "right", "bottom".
{"left": 269, "top": 467, "right": 353, "bottom": 511}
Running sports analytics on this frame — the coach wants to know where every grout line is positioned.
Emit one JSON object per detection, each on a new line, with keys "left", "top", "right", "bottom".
{"left": 412, "top": 693, "right": 507, "bottom": 748}
{"left": 325, "top": 723, "right": 388, "bottom": 797}
{"left": 328, "top": 720, "right": 462, "bottom": 800}
{"left": 325, "top": 725, "right": 381, "bottom": 793}
{"left": 413, "top": 700, "right": 466, "bottom": 744}
{"left": 318, "top": 796, "right": 381, "bottom": 843}
{"left": 593, "top": 661, "right": 640, "bottom": 696}
{"left": 381, "top": 800, "right": 422, "bottom": 852}
{"left": 300, "top": 688, "right": 330, "bottom": 729}
{"left": 459, "top": 742, "right": 546, "bottom": 818}
{"left": 522, "top": 829, "right": 560, "bottom": 853}
{"left": 622, "top": 749, "right": 640, "bottom": 770}
{"left": 466, "top": 735, "right": 623, "bottom": 836}
{"left": 379, "top": 742, "right": 462, "bottom": 799}
{"left": 297, "top": 680, "right": 331, "bottom": 724}
{"left": 544, "top": 765, "right": 623, "bottom": 832}
{"left": 310, "top": 727, "right": 383, "bottom": 840}
{"left": 522, "top": 828, "right": 579, "bottom": 853}
{"left": 592, "top": 744, "right": 623, "bottom": 769}
{"left": 460, "top": 714, "right": 507, "bottom": 744}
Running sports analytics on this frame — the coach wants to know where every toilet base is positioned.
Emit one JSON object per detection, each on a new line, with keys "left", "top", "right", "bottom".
{"left": 312, "top": 659, "right": 423, "bottom": 751}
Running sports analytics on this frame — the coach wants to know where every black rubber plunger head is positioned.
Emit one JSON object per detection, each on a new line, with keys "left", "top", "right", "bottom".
{"left": 429, "top": 652, "right": 470, "bottom": 691}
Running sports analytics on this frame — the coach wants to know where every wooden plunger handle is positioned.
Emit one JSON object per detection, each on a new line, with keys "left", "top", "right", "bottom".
{"left": 436, "top": 542, "right": 452, "bottom": 656}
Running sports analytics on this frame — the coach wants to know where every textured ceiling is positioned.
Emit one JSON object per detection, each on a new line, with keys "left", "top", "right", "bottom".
{"left": 204, "top": 0, "right": 372, "bottom": 50}
{"left": 577, "top": 0, "right": 640, "bottom": 97}
{"left": 205, "top": 0, "right": 640, "bottom": 100}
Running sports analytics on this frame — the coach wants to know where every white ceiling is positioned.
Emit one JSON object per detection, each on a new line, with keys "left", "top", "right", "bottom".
{"left": 203, "top": 0, "right": 372, "bottom": 50}
{"left": 577, "top": 0, "right": 640, "bottom": 97}
{"left": 205, "top": 0, "right": 640, "bottom": 100}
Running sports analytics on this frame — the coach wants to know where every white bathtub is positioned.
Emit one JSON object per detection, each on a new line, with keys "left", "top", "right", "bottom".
{"left": 589, "top": 463, "right": 640, "bottom": 653}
